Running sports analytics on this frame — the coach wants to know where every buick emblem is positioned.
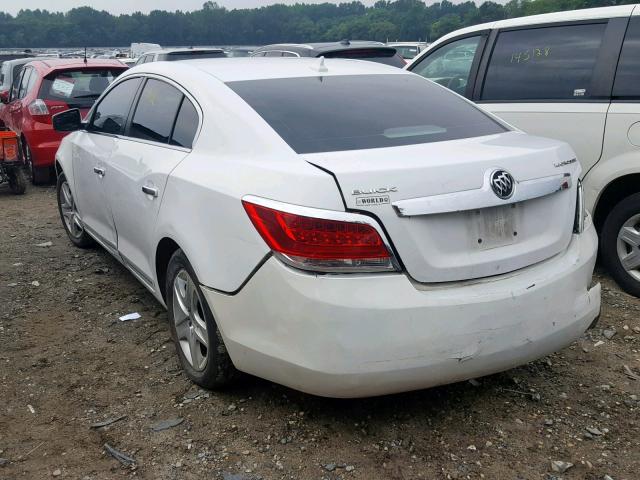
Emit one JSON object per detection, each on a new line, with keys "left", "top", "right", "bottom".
{"left": 490, "top": 170, "right": 515, "bottom": 199}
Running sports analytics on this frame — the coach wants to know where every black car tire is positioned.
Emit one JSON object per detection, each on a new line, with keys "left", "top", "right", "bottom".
{"left": 56, "top": 172, "right": 95, "bottom": 248}
{"left": 166, "top": 249, "right": 237, "bottom": 389}
{"left": 601, "top": 193, "right": 640, "bottom": 298}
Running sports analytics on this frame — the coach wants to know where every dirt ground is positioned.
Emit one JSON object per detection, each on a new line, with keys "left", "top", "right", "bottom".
{"left": 1, "top": 185, "right": 639, "bottom": 480}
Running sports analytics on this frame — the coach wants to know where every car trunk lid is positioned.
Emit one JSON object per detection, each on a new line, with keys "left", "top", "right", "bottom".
{"left": 305, "top": 131, "right": 580, "bottom": 283}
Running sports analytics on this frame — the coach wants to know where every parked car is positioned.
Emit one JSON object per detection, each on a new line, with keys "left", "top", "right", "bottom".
{"left": 1, "top": 59, "right": 127, "bottom": 184}
{"left": 387, "top": 41, "right": 429, "bottom": 60}
{"left": 251, "top": 40, "right": 406, "bottom": 67}
{"left": 407, "top": 4, "right": 640, "bottom": 297}
{"left": 135, "top": 48, "right": 227, "bottom": 65}
{"left": 225, "top": 46, "right": 258, "bottom": 58}
{"left": 52, "top": 58, "right": 599, "bottom": 397}
{"left": 0, "top": 57, "right": 35, "bottom": 128}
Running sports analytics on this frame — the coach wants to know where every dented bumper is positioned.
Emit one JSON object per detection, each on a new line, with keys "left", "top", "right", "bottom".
{"left": 202, "top": 219, "right": 600, "bottom": 398}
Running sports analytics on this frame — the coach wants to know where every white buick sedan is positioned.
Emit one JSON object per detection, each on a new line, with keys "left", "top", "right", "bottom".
{"left": 52, "top": 58, "right": 600, "bottom": 398}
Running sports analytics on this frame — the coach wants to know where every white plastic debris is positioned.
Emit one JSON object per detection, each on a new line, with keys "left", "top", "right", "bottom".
{"left": 119, "top": 312, "right": 141, "bottom": 322}
{"left": 35, "top": 241, "right": 52, "bottom": 247}
{"left": 27, "top": 404, "right": 35, "bottom": 414}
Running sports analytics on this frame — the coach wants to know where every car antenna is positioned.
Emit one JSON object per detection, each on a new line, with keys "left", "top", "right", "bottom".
{"left": 84, "top": 47, "right": 88, "bottom": 64}
{"left": 310, "top": 56, "right": 328, "bottom": 73}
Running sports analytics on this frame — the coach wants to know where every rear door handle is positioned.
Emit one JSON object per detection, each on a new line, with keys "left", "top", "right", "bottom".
{"left": 93, "top": 166, "right": 105, "bottom": 176}
{"left": 142, "top": 185, "right": 158, "bottom": 197}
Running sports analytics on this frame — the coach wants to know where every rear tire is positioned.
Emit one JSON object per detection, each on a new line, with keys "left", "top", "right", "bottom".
{"left": 7, "top": 168, "right": 27, "bottom": 194}
{"left": 601, "top": 193, "right": 640, "bottom": 297}
{"left": 57, "top": 172, "right": 94, "bottom": 248}
{"left": 23, "top": 138, "right": 50, "bottom": 185}
{"left": 166, "top": 249, "right": 237, "bottom": 389}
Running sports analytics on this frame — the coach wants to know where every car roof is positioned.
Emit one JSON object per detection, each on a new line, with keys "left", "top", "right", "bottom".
{"left": 433, "top": 4, "right": 638, "bottom": 46}
{"left": 27, "top": 58, "right": 127, "bottom": 75}
{"left": 125, "top": 57, "right": 406, "bottom": 83}
{"left": 4, "top": 57, "right": 35, "bottom": 68}
{"left": 146, "top": 48, "right": 225, "bottom": 55}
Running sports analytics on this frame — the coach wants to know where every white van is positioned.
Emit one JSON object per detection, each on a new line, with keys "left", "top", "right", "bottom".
{"left": 407, "top": 5, "right": 640, "bottom": 297}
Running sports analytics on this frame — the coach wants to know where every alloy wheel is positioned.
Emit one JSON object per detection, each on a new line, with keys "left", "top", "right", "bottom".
{"left": 616, "top": 213, "right": 640, "bottom": 282}
{"left": 172, "top": 269, "right": 209, "bottom": 371}
{"left": 59, "top": 180, "right": 84, "bottom": 239}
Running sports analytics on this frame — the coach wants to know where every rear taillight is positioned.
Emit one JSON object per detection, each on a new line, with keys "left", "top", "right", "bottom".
{"left": 242, "top": 196, "right": 399, "bottom": 273}
{"left": 28, "top": 99, "right": 49, "bottom": 116}
{"left": 0, "top": 132, "right": 20, "bottom": 163}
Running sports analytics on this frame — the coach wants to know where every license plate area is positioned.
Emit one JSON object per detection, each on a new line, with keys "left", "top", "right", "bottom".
{"left": 473, "top": 204, "right": 519, "bottom": 250}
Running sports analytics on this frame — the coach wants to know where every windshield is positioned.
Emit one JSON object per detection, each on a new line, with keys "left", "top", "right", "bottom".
{"left": 394, "top": 46, "right": 420, "bottom": 59}
{"left": 228, "top": 74, "right": 506, "bottom": 154}
{"left": 39, "top": 68, "right": 125, "bottom": 109}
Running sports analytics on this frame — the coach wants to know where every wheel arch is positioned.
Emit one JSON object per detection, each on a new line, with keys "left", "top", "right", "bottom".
{"left": 593, "top": 173, "right": 640, "bottom": 232}
{"left": 155, "top": 237, "right": 182, "bottom": 303}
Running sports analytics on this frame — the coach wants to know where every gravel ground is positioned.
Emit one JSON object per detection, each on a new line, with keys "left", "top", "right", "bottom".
{"left": 0, "top": 185, "right": 639, "bottom": 480}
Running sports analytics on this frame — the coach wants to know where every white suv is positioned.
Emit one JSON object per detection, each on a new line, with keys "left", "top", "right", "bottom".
{"left": 407, "top": 4, "right": 640, "bottom": 297}
{"left": 52, "top": 58, "right": 599, "bottom": 397}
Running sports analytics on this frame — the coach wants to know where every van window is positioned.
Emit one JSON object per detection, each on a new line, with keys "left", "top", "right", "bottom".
{"left": 129, "top": 79, "right": 183, "bottom": 144}
{"left": 482, "top": 23, "right": 607, "bottom": 101}
{"left": 613, "top": 16, "right": 640, "bottom": 99}
{"left": 411, "top": 36, "right": 481, "bottom": 96}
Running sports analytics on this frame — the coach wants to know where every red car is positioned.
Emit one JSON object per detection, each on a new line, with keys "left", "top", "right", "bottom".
{"left": 0, "top": 59, "right": 127, "bottom": 183}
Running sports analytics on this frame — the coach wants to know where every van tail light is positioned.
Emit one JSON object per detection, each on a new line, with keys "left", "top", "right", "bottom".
{"left": 28, "top": 99, "right": 49, "bottom": 116}
{"left": 573, "top": 180, "right": 586, "bottom": 234}
{"left": 0, "top": 132, "right": 20, "bottom": 163}
{"left": 242, "top": 196, "right": 400, "bottom": 273}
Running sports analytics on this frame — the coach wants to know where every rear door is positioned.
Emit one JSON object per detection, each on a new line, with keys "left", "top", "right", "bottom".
{"left": 597, "top": 12, "right": 640, "bottom": 181}
{"left": 104, "top": 77, "right": 199, "bottom": 287}
{"left": 475, "top": 18, "right": 628, "bottom": 176}
{"left": 74, "top": 76, "right": 143, "bottom": 252}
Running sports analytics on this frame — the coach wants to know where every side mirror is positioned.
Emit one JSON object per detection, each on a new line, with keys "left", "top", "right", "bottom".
{"left": 53, "top": 108, "right": 83, "bottom": 132}
{"left": 0, "top": 90, "right": 9, "bottom": 104}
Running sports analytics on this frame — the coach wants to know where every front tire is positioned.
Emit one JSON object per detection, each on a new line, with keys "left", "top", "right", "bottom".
{"left": 601, "top": 193, "right": 640, "bottom": 297}
{"left": 166, "top": 249, "right": 237, "bottom": 389}
{"left": 57, "top": 172, "right": 94, "bottom": 248}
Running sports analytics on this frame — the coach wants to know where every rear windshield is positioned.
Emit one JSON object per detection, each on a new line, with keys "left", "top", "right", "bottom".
{"left": 165, "top": 51, "right": 226, "bottom": 61}
{"left": 39, "top": 68, "right": 125, "bottom": 109}
{"left": 228, "top": 74, "right": 506, "bottom": 154}
{"left": 323, "top": 48, "right": 406, "bottom": 67}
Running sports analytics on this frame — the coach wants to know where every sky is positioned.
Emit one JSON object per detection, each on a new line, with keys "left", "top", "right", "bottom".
{"left": 2, "top": 0, "right": 493, "bottom": 16}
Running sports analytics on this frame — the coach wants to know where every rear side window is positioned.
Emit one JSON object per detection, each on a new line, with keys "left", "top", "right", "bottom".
{"left": 39, "top": 68, "right": 125, "bottom": 109}
{"left": 613, "top": 16, "right": 640, "bottom": 99}
{"left": 170, "top": 98, "right": 199, "bottom": 148}
{"left": 228, "top": 74, "right": 506, "bottom": 154}
{"left": 482, "top": 23, "right": 607, "bottom": 101}
{"left": 90, "top": 77, "right": 142, "bottom": 135}
{"left": 323, "top": 49, "right": 406, "bottom": 67}
{"left": 17, "top": 67, "right": 33, "bottom": 99}
{"left": 129, "top": 79, "right": 183, "bottom": 143}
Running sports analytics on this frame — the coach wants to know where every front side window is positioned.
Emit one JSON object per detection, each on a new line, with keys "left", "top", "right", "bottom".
{"left": 129, "top": 79, "right": 183, "bottom": 143}
{"left": 90, "top": 77, "right": 142, "bottom": 135}
{"left": 482, "top": 23, "right": 607, "bottom": 101}
{"left": 39, "top": 68, "right": 125, "bottom": 109}
{"left": 410, "top": 36, "right": 481, "bottom": 96}
{"left": 613, "top": 16, "right": 640, "bottom": 99}
{"left": 228, "top": 74, "right": 506, "bottom": 154}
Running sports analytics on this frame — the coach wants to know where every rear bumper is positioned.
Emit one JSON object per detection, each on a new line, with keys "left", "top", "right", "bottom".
{"left": 202, "top": 219, "right": 600, "bottom": 398}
